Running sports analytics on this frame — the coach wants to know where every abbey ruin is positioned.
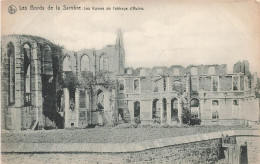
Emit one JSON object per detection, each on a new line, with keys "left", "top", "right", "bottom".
{"left": 1, "top": 30, "right": 260, "bottom": 130}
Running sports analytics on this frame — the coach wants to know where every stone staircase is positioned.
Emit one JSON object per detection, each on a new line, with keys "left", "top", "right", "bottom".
{"left": 30, "top": 120, "right": 38, "bottom": 130}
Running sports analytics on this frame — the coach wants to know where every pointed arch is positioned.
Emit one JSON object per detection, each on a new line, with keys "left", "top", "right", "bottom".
{"left": 63, "top": 55, "right": 72, "bottom": 72}
{"left": 99, "top": 53, "right": 108, "bottom": 71}
{"left": 23, "top": 43, "right": 32, "bottom": 106}
{"left": 80, "top": 55, "right": 90, "bottom": 72}
{"left": 42, "top": 44, "right": 53, "bottom": 75}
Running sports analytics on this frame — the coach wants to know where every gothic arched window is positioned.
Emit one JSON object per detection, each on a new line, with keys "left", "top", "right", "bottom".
{"left": 7, "top": 42, "right": 15, "bottom": 105}
{"left": 99, "top": 54, "right": 108, "bottom": 71}
{"left": 191, "top": 67, "right": 198, "bottom": 75}
{"left": 42, "top": 44, "right": 53, "bottom": 75}
{"left": 24, "top": 43, "right": 31, "bottom": 106}
{"left": 63, "top": 55, "right": 72, "bottom": 72}
{"left": 81, "top": 55, "right": 90, "bottom": 71}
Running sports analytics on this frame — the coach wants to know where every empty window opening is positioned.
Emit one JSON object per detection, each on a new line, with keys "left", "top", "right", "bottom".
{"left": 233, "top": 77, "right": 239, "bottom": 91}
{"left": 24, "top": 43, "right": 31, "bottom": 106}
{"left": 152, "top": 99, "right": 159, "bottom": 119}
{"left": 134, "top": 79, "right": 140, "bottom": 92}
{"left": 191, "top": 98, "right": 200, "bottom": 119}
{"left": 212, "top": 100, "right": 219, "bottom": 119}
{"left": 171, "top": 98, "right": 178, "bottom": 121}
{"left": 81, "top": 55, "right": 90, "bottom": 71}
{"left": 7, "top": 42, "right": 15, "bottom": 105}
{"left": 63, "top": 55, "right": 72, "bottom": 72}
{"left": 212, "top": 76, "right": 219, "bottom": 91}
{"left": 134, "top": 101, "right": 140, "bottom": 118}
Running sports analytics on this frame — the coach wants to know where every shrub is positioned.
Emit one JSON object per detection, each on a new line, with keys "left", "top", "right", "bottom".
{"left": 189, "top": 118, "right": 201, "bottom": 126}
{"left": 181, "top": 107, "right": 191, "bottom": 124}
{"left": 181, "top": 107, "right": 201, "bottom": 126}
{"left": 114, "top": 123, "right": 135, "bottom": 129}
{"left": 133, "top": 117, "right": 141, "bottom": 128}
{"left": 153, "top": 117, "right": 161, "bottom": 124}
{"left": 134, "top": 117, "right": 141, "bottom": 124}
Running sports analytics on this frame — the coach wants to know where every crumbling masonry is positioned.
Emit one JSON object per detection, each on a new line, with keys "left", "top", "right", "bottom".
{"left": 1, "top": 30, "right": 260, "bottom": 130}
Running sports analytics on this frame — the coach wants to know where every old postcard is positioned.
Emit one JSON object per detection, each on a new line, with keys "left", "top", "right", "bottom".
{"left": 1, "top": 0, "right": 260, "bottom": 163}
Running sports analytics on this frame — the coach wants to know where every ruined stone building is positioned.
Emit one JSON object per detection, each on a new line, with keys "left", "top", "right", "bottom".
{"left": 1, "top": 30, "right": 260, "bottom": 130}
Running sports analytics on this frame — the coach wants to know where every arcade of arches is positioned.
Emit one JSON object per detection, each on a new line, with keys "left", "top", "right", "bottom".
{"left": 1, "top": 33, "right": 260, "bottom": 130}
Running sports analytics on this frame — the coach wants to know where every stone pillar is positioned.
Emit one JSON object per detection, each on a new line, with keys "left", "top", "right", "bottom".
{"left": 113, "top": 88, "right": 119, "bottom": 125}
{"left": 167, "top": 77, "right": 170, "bottom": 91}
{"left": 160, "top": 98, "right": 163, "bottom": 124}
{"left": 15, "top": 43, "right": 23, "bottom": 108}
{"left": 85, "top": 90, "right": 89, "bottom": 125}
{"left": 75, "top": 88, "right": 79, "bottom": 128}
{"left": 178, "top": 97, "right": 182, "bottom": 124}
{"left": 11, "top": 42, "right": 22, "bottom": 130}
{"left": 128, "top": 101, "right": 134, "bottom": 121}
{"left": 104, "top": 91, "right": 110, "bottom": 123}
{"left": 1, "top": 45, "right": 7, "bottom": 130}
{"left": 103, "top": 91, "right": 108, "bottom": 111}
{"left": 167, "top": 98, "right": 171, "bottom": 124}
{"left": 32, "top": 42, "right": 40, "bottom": 125}
{"left": 64, "top": 88, "right": 69, "bottom": 128}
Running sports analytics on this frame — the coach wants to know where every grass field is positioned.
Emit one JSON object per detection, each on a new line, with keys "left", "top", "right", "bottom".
{"left": 1, "top": 124, "right": 251, "bottom": 143}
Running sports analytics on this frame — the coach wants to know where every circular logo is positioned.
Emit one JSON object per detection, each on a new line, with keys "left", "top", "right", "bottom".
{"left": 8, "top": 5, "right": 17, "bottom": 14}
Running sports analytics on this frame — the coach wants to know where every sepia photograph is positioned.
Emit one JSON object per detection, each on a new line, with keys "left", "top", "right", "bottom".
{"left": 1, "top": 0, "right": 260, "bottom": 163}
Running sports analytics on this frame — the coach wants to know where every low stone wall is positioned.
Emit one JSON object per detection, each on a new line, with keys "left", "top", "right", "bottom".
{"left": 121, "top": 139, "right": 222, "bottom": 163}
{"left": 2, "top": 139, "right": 223, "bottom": 164}
{"left": 237, "top": 136, "right": 260, "bottom": 164}
{"left": 2, "top": 130, "right": 259, "bottom": 164}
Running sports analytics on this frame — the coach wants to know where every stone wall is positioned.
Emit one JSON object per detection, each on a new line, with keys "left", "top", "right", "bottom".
{"left": 2, "top": 130, "right": 259, "bottom": 163}
{"left": 3, "top": 136, "right": 259, "bottom": 163}
{"left": 1, "top": 35, "right": 62, "bottom": 130}
{"left": 120, "top": 139, "right": 222, "bottom": 163}
{"left": 237, "top": 136, "right": 260, "bottom": 164}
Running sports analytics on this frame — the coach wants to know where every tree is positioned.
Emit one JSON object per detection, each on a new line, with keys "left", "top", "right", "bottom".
{"left": 61, "top": 72, "right": 79, "bottom": 99}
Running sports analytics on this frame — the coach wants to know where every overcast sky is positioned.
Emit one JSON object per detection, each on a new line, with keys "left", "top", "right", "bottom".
{"left": 2, "top": 0, "right": 260, "bottom": 73}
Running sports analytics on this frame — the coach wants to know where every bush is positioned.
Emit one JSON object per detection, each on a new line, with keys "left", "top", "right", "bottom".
{"left": 114, "top": 123, "right": 135, "bottom": 129}
{"left": 181, "top": 107, "right": 201, "bottom": 126}
{"left": 153, "top": 117, "right": 161, "bottom": 124}
{"left": 182, "top": 107, "right": 191, "bottom": 124}
{"left": 189, "top": 118, "right": 201, "bottom": 126}
{"left": 102, "top": 122, "right": 115, "bottom": 128}
{"left": 134, "top": 117, "right": 141, "bottom": 128}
